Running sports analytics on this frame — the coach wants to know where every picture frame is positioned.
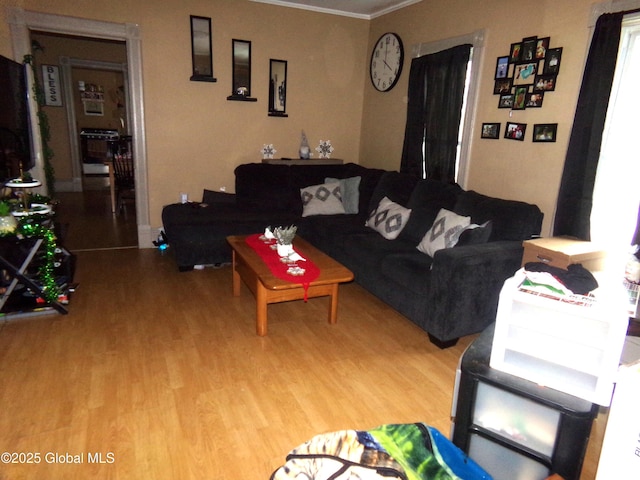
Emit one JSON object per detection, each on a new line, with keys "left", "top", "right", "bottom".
{"left": 544, "top": 47, "right": 563, "bottom": 75}
{"left": 520, "top": 36, "right": 538, "bottom": 62}
{"left": 494, "top": 78, "right": 512, "bottom": 95}
{"left": 526, "top": 92, "right": 544, "bottom": 108}
{"left": 513, "top": 86, "right": 528, "bottom": 110}
{"left": 505, "top": 122, "right": 527, "bottom": 141}
{"left": 481, "top": 123, "right": 501, "bottom": 139}
{"left": 533, "top": 74, "right": 556, "bottom": 92}
{"left": 498, "top": 94, "right": 514, "bottom": 109}
{"left": 495, "top": 56, "right": 509, "bottom": 79}
{"left": 513, "top": 61, "right": 538, "bottom": 86}
{"left": 533, "top": 123, "right": 557, "bottom": 142}
{"left": 509, "top": 42, "right": 522, "bottom": 63}
{"left": 536, "top": 37, "right": 550, "bottom": 59}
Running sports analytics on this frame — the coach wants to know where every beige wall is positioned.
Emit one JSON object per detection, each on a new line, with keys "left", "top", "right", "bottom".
{"left": 29, "top": 33, "right": 128, "bottom": 182}
{"left": 0, "top": 0, "right": 369, "bottom": 231}
{"left": 0, "top": 0, "right": 622, "bottom": 238}
{"left": 363, "top": 0, "right": 598, "bottom": 236}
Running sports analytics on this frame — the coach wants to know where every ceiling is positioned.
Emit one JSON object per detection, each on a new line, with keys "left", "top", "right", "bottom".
{"left": 250, "top": 0, "right": 422, "bottom": 19}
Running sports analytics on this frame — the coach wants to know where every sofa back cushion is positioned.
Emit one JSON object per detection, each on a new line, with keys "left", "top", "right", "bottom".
{"left": 367, "top": 171, "right": 420, "bottom": 215}
{"left": 400, "top": 179, "right": 462, "bottom": 244}
{"left": 453, "top": 190, "right": 543, "bottom": 241}
{"left": 235, "top": 164, "right": 293, "bottom": 212}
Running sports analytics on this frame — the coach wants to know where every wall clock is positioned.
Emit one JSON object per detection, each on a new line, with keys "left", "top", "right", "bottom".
{"left": 370, "top": 32, "right": 404, "bottom": 92}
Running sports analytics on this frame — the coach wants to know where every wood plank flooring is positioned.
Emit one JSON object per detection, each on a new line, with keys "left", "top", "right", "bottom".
{"left": 54, "top": 188, "right": 137, "bottom": 251}
{"left": 0, "top": 235, "right": 607, "bottom": 478}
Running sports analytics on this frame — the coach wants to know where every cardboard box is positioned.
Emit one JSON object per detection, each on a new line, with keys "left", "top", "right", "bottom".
{"left": 522, "top": 237, "right": 607, "bottom": 272}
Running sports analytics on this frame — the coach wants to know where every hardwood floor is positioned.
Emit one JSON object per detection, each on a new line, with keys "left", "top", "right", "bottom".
{"left": 0, "top": 216, "right": 607, "bottom": 478}
{"left": 54, "top": 187, "right": 137, "bottom": 251}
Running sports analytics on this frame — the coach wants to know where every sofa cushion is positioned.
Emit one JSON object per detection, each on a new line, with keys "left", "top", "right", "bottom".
{"left": 400, "top": 179, "right": 462, "bottom": 244}
{"left": 301, "top": 182, "right": 345, "bottom": 217}
{"left": 456, "top": 220, "right": 493, "bottom": 247}
{"left": 368, "top": 171, "right": 419, "bottom": 214}
{"left": 417, "top": 208, "right": 470, "bottom": 257}
{"left": 366, "top": 196, "right": 412, "bottom": 240}
{"left": 234, "top": 163, "right": 293, "bottom": 212}
{"left": 380, "top": 252, "right": 433, "bottom": 295}
{"left": 326, "top": 176, "right": 361, "bottom": 214}
{"left": 453, "top": 190, "right": 543, "bottom": 241}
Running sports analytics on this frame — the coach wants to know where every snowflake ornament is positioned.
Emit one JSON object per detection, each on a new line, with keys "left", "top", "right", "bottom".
{"left": 261, "top": 144, "right": 277, "bottom": 159}
{"left": 315, "top": 140, "right": 334, "bottom": 159}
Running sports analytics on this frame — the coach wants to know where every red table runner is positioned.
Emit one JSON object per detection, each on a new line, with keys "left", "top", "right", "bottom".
{"left": 245, "top": 234, "right": 320, "bottom": 300}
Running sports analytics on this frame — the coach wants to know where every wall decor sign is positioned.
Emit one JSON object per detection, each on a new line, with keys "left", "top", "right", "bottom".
{"left": 80, "top": 83, "right": 104, "bottom": 116}
{"left": 42, "top": 65, "right": 62, "bottom": 106}
{"left": 494, "top": 35, "right": 562, "bottom": 110}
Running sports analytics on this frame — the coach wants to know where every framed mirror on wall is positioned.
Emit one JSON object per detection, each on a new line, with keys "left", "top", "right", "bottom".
{"left": 268, "top": 59, "right": 287, "bottom": 117}
{"left": 228, "top": 39, "right": 256, "bottom": 101}
{"left": 189, "top": 15, "right": 216, "bottom": 82}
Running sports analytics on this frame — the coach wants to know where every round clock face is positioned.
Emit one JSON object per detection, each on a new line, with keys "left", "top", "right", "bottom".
{"left": 370, "top": 32, "right": 404, "bottom": 92}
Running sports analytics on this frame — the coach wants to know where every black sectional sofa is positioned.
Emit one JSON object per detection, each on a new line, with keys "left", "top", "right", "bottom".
{"left": 162, "top": 162, "right": 543, "bottom": 347}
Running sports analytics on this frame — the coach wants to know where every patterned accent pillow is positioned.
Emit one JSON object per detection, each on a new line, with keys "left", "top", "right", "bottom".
{"left": 417, "top": 208, "right": 471, "bottom": 257}
{"left": 325, "top": 176, "right": 361, "bottom": 214}
{"left": 366, "top": 196, "right": 412, "bottom": 240}
{"left": 300, "top": 182, "right": 346, "bottom": 217}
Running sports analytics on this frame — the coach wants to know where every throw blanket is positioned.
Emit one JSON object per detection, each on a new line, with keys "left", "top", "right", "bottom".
{"left": 270, "top": 423, "right": 491, "bottom": 480}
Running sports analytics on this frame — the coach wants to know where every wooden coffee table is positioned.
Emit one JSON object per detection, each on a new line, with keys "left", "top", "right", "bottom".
{"left": 227, "top": 235, "right": 354, "bottom": 336}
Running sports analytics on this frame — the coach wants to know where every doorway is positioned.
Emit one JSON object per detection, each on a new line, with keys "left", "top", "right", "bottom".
{"left": 8, "top": 8, "right": 150, "bottom": 249}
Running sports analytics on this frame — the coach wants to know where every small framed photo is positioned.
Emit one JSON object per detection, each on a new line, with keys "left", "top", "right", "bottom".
{"left": 498, "top": 94, "right": 515, "bottom": 109}
{"left": 544, "top": 47, "right": 562, "bottom": 75}
{"left": 505, "top": 122, "right": 527, "bottom": 141}
{"left": 513, "top": 86, "right": 528, "bottom": 110}
{"left": 494, "top": 78, "right": 512, "bottom": 95}
{"left": 481, "top": 123, "right": 501, "bottom": 139}
{"left": 509, "top": 42, "right": 522, "bottom": 63}
{"left": 513, "top": 61, "right": 538, "bottom": 85}
{"left": 495, "top": 56, "right": 510, "bottom": 79}
{"left": 526, "top": 92, "right": 544, "bottom": 108}
{"left": 533, "top": 123, "right": 557, "bottom": 142}
{"left": 533, "top": 74, "right": 556, "bottom": 92}
{"left": 536, "top": 37, "right": 550, "bottom": 59}
{"left": 520, "top": 36, "right": 538, "bottom": 62}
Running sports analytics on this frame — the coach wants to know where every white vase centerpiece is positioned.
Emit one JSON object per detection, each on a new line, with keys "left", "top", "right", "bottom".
{"left": 273, "top": 225, "right": 297, "bottom": 257}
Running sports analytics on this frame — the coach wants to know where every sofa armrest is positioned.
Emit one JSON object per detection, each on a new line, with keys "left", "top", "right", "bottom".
{"left": 426, "top": 241, "right": 524, "bottom": 342}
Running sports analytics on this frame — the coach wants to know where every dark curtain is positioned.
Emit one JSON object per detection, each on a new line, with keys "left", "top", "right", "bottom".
{"left": 400, "top": 44, "right": 471, "bottom": 182}
{"left": 552, "top": 13, "right": 623, "bottom": 240}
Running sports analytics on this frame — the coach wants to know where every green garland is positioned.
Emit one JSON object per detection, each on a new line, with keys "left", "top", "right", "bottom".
{"left": 17, "top": 218, "right": 60, "bottom": 304}
{"left": 23, "top": 43, "right": 56, "bottom": 197}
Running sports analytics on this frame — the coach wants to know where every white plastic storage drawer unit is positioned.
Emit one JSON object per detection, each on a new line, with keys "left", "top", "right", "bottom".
{"left": 490, "top": 274, "right": 629, "bottom": 406}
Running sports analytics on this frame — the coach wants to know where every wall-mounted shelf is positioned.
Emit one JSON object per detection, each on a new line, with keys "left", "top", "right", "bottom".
{"left": 227, "top": 95, "right": 257, "bottom": 102}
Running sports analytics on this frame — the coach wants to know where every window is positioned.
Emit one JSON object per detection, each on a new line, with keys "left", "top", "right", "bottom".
{"left": 407, "top": 31, "right": 484, "bottom": 187}
{"left": 590, "top": 13, "right": 640, "bottom": 265}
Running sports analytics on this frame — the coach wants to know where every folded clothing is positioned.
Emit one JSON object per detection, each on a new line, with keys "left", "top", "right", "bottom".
{"left": 524, "top": 262, "right": 599, "bottom": 295}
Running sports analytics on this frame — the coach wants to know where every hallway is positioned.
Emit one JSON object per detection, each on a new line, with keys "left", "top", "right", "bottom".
{"left": 54, "top": 187, "right": 137, "bottom": 251}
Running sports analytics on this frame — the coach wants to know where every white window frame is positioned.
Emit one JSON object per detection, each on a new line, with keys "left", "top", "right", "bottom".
{"left": 412, "top": 29, "right": 485, "bottom": 188}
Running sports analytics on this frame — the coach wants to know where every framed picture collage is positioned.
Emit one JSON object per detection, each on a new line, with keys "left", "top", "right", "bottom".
{"left": 484, "top": 35, "right": 562, "bottom": 142}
